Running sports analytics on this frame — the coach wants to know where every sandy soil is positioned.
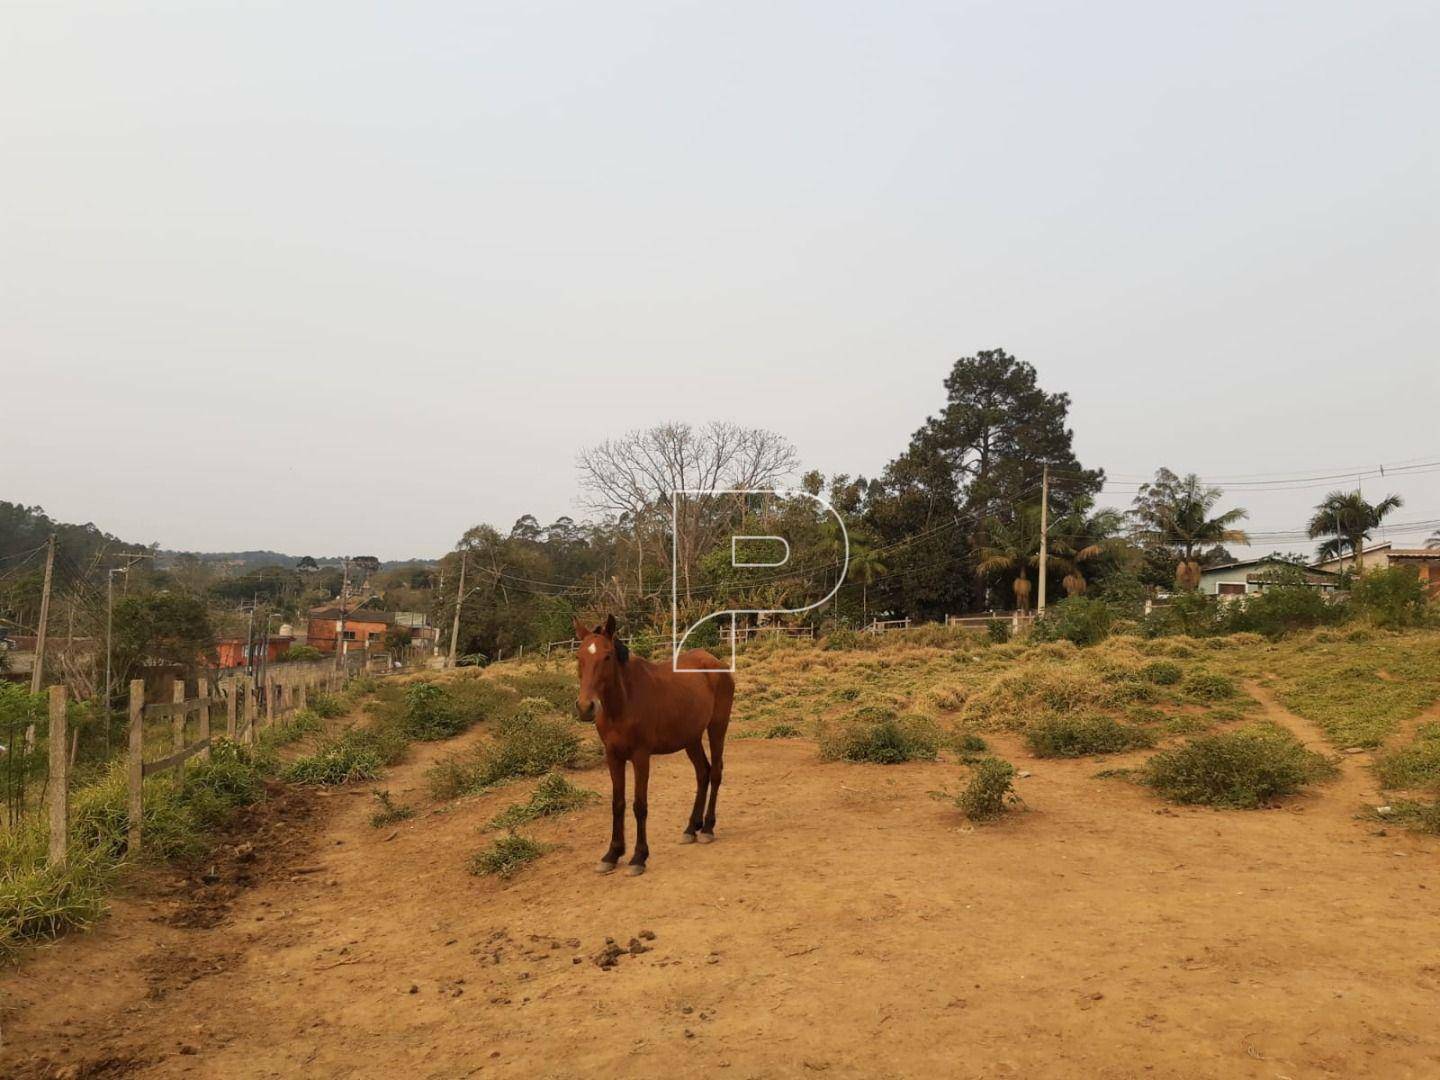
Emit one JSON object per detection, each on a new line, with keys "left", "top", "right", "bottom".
{"left": 4, "top": 693, "right": 1440, "bottom": 1079}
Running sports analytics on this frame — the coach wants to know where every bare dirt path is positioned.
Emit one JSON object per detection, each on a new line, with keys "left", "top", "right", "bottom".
{"left": 5, "top": 723, "right": 1440, "bottom": 1079}
{"left": 1242, "top": 679, "right": 1385, "bottom": 820}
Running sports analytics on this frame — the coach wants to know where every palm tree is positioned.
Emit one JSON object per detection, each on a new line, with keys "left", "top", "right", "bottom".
{"left": 1426, "top": 529, "right": 1440, "bottom": 550}
{"left": 1051, "top": 505, "right": 1127, "bottom": 597}
{"left": 846, "top": 542, "right": 888, "bottom": 626}
{"left": 1307, "top": 491, "right": 1403, "bottom": 574}
{"left": 1131, "top": 470, "right": 1249, "bottom": 590}
{"left": 978, "top": 511, "right": 1039, "bottom": 611}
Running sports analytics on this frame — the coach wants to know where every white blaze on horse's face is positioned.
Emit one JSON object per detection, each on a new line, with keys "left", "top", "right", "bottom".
{"left": 587, "top": 643, "right": 597, "bottom": 654}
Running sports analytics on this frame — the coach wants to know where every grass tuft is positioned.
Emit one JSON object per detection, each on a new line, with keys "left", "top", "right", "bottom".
{"left": 1374, "top": 731, "right": 1440, "bottom": 791}
{"left": 487, "top": 772, "right": 597, "bottom": 830}
{"left": 1024, "top": 713, "right": 1155, "bottom": 758}
{"left": 817, "top": 711, "right": 938, "bottom": 764}
{"left": 1140, "top": 661, "right": 1183, "bottom": 686}
{"left": 1182, "top": 671, "right": 1238, "bottom": 701}
{"left": 469, "top": 833, "right": 553, "bottom": 878}
{"left": 283, "top": 737, "right": 382, "bottom": 785}
{"left": 426, "top": 703, "right": 589, "bottom": 799}
{"left": 369, "top": 790, "right": 416, "bottom": 828}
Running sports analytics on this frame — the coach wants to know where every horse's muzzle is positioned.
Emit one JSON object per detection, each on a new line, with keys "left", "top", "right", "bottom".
{"left": 576, "top": 700, "right": 597, "bottom": 723}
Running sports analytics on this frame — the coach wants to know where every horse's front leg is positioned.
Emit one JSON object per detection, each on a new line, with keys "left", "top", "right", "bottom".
{"left": 627, "top": 751, "right": 651, "bottom": 876}
{"left": 597, "top": 750, "right": 626, "bottom": 874}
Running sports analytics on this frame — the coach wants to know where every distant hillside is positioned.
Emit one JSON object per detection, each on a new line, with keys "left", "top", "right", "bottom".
{"left": 0, "top": 500, "right": 154, "bottom": 572}
{"left": 155, "top": 550, "right": 437, "bottom": 572}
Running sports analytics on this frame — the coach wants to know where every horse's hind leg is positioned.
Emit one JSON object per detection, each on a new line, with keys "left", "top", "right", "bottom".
{"left": 700, "top": 720, "right": 727, "bottom": 841}
{"left": 681, "top": 740, "right": 710, "bottom": 843}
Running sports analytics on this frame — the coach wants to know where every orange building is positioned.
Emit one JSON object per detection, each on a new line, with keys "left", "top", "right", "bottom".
{"left": 214, "top": 636, "right": 293, "bottom": 669}
{"left": 307, "top": 607, "right": 393, "bottom": 654}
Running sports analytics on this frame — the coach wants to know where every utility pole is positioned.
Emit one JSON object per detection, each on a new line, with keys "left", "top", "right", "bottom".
{"left": 1037, "top": 465, "right": 1050, "bottom": 616}
{"left": 102, "top": 552, "right": 151, "bottom": 752}
{"left": 334, "top": 557, "right": 350, "bottom": 670}
{"left": 447, "top": 552, "right": 467, "bottom": 669}
{"left": 244, "top": 595, "right": 257, "bottom": 676}
{"left": 29, "top": 534, "right": 56, "bottom": 694}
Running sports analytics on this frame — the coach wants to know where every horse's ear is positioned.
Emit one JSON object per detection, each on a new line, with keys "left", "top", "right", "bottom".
{"left": 614, "top": 638, "right": 629, "bottom": 665}
{"left": 572, "top": 616, "right": 589, "bottom": 640}
{"left": 603, "top": 614, "right": 617, "bottom": 638}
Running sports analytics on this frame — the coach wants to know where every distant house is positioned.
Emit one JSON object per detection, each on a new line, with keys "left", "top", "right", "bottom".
{"left": 1198, "top": 558, "right": 1339, "bottom": 599}
{"left": 307, "top": 607, "right": 394, "bottom": 654}
{"left": 214, "top": 636, "right": 293, "bottom": 669}
{"left": 1313, "top": 542, "right": 1440, "bottom": 596}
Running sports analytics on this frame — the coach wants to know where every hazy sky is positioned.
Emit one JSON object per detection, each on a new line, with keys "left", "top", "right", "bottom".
{"left": 5, "top": 2, "right": 1437, "bottom": 559}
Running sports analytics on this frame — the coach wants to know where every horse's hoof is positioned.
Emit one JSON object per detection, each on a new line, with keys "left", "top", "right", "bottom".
{"left": 679, "top": 833, "right": 697, "bottom": 845}
{"left": 626, "top": 864, "right": 646, "bottom": 876}
{"left": 595, "top": 861, "right": 618, "bottom": 875}
{"left": 696, "top": 832, "right": 714, "bottom": 845}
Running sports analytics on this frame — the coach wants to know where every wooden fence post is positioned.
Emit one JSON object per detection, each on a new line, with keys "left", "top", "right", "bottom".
{"left": 297, "top": 680, "right": 308, "bottom": 712}
{"left": 128, "top": 680, "right": 144, "bottom": 853}
{"left": 196, "top": 677, "right": 211, "bottom": 762}
{"left": 226, "top": 677, "right": 238, "bottom": 739}
{"left": 243, "top": 677, "right": 256, "bottom": 744}
{"left": 266, "top": 678, "right": 277, "bottom": 729}
{"left": 48, "top": 685, "right": 68, "bottom": 868}
{"left": 172, "top": 678, "right": 186, "bottom": 753}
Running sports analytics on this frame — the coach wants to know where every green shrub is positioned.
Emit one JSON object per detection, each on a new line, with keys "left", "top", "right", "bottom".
{"left": 986, "top": 619, "right": 1011, "bottom": 645}
{"left": 469, "top": 833, "right": 552, "bottom": 878}
{"left": 1140, "top": 660, "right": 1183, "bottom": 686}
{"left": 487, "top": 772, "right": 597, "bottom": 830}
{"left": 500, "top": 671, "right": 578, "bottom": 714}
{"left": 1182, "top": 671, "right": 1237, "bottom": 701}
{"left": 1142, "top": 592, "right": 1224, "bottom": 639}
{"left": 1223, "top": 585, "right": 1339, "bottom": 639}
{"left": 1352, "top": 567, "right": 1430, "bottom": 629}
{"left": 402, "top": 681, "right": 467, "bottom": 741}
{"left": 1142, "top": 725, "right": 1337, "bottom": 808}
{"left": 1024, "top": 714, "right": 1155, "bottom": 758}
{"left": 817, "top": 712, "right": 938, "bottom": 764}
{"left": 956, "top": 732, "right": 988, "bottom": 753}
{"left": 178, "top": 741, "right": 271, "bottom": 828}
{"left": 1031, "top": 597, "right": 1114, "bottom": 647}
{"left": 957, "top": 757, "right": 1019, "bottom": 822}
{"left": 280, "top": 645, "right": 324, "bottom": 662}
{"left": 307, "top": 691, "right": 347, "bottom": 719}
{"left": 258, "top": 708, "right": 322, "bottom": 750}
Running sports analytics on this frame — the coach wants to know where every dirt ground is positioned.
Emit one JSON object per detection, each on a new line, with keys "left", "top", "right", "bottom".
{"left": 4, "top": 688, "right": 1440, "bottom": 1079}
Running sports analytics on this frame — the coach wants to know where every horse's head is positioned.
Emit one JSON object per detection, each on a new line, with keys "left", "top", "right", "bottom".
{"left": 573, "top": 614, "right": 628, "bottom": 721}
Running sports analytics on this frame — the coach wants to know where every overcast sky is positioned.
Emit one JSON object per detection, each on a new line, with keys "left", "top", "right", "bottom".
{"left": 5, "top": 2, "right": 1437, "bottom": 560}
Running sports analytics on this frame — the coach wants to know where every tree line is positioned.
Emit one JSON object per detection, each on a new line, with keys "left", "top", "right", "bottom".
{"left": 435, "top": 349, "right": 1411, "bottom": 659}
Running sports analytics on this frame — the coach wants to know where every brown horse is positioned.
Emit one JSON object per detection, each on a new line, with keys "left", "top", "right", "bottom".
{"left": 573, "top": 615, "right": 734, "bottom": 876}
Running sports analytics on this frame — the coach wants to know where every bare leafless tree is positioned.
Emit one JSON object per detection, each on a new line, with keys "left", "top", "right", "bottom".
{"left": 577, "top": 422, "right": 798, "bottom": 600}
